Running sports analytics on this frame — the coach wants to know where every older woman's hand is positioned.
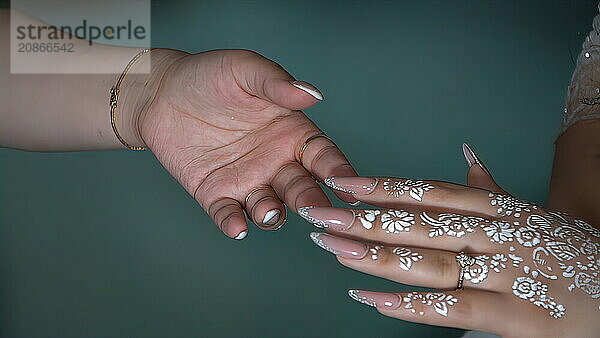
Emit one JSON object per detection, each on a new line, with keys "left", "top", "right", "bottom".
{"left": 300, "top": 146, "right": 599, "bottom": 337}
{"left": 138, "top": 50, "right": 358, "bottom": 239}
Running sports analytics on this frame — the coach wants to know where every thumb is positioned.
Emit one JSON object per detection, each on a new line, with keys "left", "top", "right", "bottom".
{"left": 462, "top": 143, "right": 508, "bottom": 194}
{"left": 233, "top": 50, "right": 323, "bottom": 110}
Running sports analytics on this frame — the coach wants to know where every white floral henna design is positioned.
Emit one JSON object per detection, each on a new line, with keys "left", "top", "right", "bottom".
{"left": 532, "top": 213, "right": 599, "bottom": 299}
{"left": 350, "top": 204, "right": 598, "bottom": 317}
{"left": 420, "top": 212, "right": 481, "bottom": 238}
{"left": 369, "top": 246, "right": 383, "bottom": 261}
{"left": 459, "top": 254, "right": 513, "bottom": 286}
{"left": 348, "top": 290, "right": 376, "bottom": 307}
{"left": 483, "top": 221, "right": 516, "bottom": 244}
{"left": 512, "top": 276, "right": 566, "bottom": 318}
{"left": 463, "top": 255, "right": 490, "bottom": 284}
{"left": 506, "top": 212, "right": 599, "bottom": 317}
{"left": 356, "top": 210, "right": 381, "bottom": 230}
{"left": 393, "top": 247, "right": 423, "bottom": 271}
{"left": 508, "top": 253, "right": 523, "bottom": 268}
{"left": 515, "top": 226, "right": 542, "bottom": 247}
{"left": 383, "top": 179, "right": 434, "bottom": 202}
{"left": 402, "top": 293, "right": 458, "bottom": 317}
{"left": 489, "top": 192, "right": 537, "bottom": 219}
{"left": 490, "top": 254, "right": 508, "bottom": 272}
{"left": 381, "top": 209, "right": 415, "bottom": 234}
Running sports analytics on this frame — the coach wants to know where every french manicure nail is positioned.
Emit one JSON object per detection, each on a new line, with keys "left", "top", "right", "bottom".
{"left": 462, "top": 143, "right": 491, "bottom": 176}
{"left": 262, "top": 209, "right": 281, "bottom": 225}
{"left": 298, "top": 206, "right": 355, "bottom": 230}
{"left": 324, "top": 177, "right": 378, "bottom": 195}
{"left": 291, "top": 80, "right": 324, "bottom": 101}
{"left": 234, "top": 230, "right": 248, "bottom": 240}
{"left": 310, "top": 233, "right": 368, "bottom": 259}
{"left": 348, "top": 290, "right": 402, "bottom": 309}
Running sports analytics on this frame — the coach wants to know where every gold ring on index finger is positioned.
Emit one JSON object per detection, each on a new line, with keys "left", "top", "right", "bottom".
{"left": 298, "top": 133, "right": 334, "bottom": 165}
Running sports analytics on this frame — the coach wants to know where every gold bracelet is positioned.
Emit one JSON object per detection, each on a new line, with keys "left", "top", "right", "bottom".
{"left": 109, "top": 48, "right": 151, "bottom": 151}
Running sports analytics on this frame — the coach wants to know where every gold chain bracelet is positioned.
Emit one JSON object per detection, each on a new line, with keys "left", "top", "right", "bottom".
{"left": 109, "top": 48, "right": 151, "bottom": 151}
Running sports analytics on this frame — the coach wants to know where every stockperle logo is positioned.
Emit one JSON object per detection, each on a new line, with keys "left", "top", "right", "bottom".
{"left": 10, "top": 0, "right": 151, "bottom": 74}
{"left": 15, "top": 19, "right": 147, "bottom": 46}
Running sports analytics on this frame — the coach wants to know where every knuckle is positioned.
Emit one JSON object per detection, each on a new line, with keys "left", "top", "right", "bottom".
{"left": 210, "top": 199, "right": 238, "bottom": 222}
{"left": 292, "top": 185, "right": 323, "bottom": 209}
{"left": 378, "top": 247, "right": 394, "bottom": 266}
{"left": 435, "top": 253, "right": 459, "bottom": 281}
{"left": 329, "top": 163, "right": 355, "bottom": 177}
{"left": 364, "top": 245, "right": 392, "bottom": 266}
{"left": 451, "top": 293, "right": 472, "bottom": 318}
{"left": 272, "top": 161, "right": 299, "bottom": 184}
{"left": 230, "top": 49, "right": 261, "bottom": 61}
{"left": 212, "top": 204, "right": 232, "bottom": 221}
{"left": 250, "top": 195, "right": 276, "bottom": 219}
{"left": 207, "top": 198, "right": 228, "bottom": 217}
{"left": 281, "top": 173, "right": 307, "bottom": 198}
{"left": 309, "top": 144, "right": 339, "bottom": 170}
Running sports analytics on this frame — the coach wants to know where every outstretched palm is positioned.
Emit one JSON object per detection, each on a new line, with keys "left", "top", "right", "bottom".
{"left": 140, "top": 50, "right": 357, "bottom": 238}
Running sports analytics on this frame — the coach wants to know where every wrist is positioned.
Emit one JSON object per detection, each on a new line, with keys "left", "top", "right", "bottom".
{"left": 117, "top": 48, "right": 189, "bottom": 149}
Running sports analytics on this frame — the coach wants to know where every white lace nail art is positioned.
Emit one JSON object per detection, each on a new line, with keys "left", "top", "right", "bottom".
{"left": 298, "top": 206, "right": 326, "bottom": 228}
{"left": 348, "top": 290, "right": 376, "bottom": 307}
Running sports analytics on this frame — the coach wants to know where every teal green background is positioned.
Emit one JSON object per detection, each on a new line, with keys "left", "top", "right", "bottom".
{"left": 1, "top": 1, "right": 597, "bottom": 337}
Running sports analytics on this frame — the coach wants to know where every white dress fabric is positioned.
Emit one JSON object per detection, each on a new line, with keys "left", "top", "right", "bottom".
{"left": 562, "top": 3, "right": 600, "bottom": 132}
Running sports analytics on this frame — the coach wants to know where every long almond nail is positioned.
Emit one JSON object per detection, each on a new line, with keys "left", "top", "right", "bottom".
{"left": 348, "top": 290, "right": 402, "bottom": 309}
{"left": 462, "top": 143, "right": 491, "bottom": 176}
{"left": 298, "top": 206, "right": 355, "bottom": 230}
{"left": 310, "top": 233, "right": 368, "bottom": 259}
{"left": 291, "top": 80, "right": 324, "bottom": 100}
{"left": 324, "top": 177, "right": 378, "bottom": 195}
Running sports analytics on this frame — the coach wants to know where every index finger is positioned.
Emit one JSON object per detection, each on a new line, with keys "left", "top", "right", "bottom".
{"left": 296, "top": 131, "right": 359, "bottom": 205}
{"left": 324, "top": 176, "right": 540, "bottom": 221}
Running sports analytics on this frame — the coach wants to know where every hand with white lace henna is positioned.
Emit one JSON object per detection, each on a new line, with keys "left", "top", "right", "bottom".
{"left": 299, "top": 145, "right": 599, "bottom": 338}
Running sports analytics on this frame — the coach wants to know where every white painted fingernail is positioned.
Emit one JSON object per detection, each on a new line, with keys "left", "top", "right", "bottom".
{"left": 234, "top": 230, "right": 248, "bottom": 240}
{"left": 262, "top": 209, "right": 281, "bottom": 225}
{"left": 462, "top": 143, "right": 491, "bottom": 176}
{"left": 462, "top": 143, "right": 478, "bottom": 167}
{"left": 291, "top": 81, "right": 324, "bottom": 101}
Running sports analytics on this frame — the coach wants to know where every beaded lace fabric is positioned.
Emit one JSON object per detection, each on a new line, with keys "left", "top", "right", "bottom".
{"left": 562, "top": 4, "right": 600, "bottom": 132}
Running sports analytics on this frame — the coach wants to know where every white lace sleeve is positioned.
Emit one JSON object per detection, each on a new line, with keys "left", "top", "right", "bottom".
{"left": 562, "top": 3, "right": 600, "bottom": 132}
